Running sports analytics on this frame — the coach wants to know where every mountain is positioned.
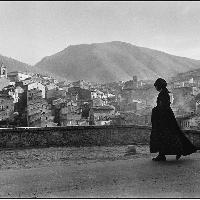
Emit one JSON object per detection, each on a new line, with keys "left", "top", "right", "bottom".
{"left": 33, "top": 41, "right": 200, "bottom": 83}
{"left": 0, "top": 54, "right": 31, "bottom": 73}
{"left": 0, "top": 54, "right": 66, "bottom": 81}
{"left": 172, "top": 67, "right": 200, "bottom": 81}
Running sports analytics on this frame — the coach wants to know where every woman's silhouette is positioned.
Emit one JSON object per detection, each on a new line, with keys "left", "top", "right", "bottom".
{"left": 150, "top": 78, "right": 197, "bottom": 161}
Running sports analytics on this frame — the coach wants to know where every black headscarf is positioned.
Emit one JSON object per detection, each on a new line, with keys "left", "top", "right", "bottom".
{"left": 154, "top": 78, "right": 169, "bottom": 92}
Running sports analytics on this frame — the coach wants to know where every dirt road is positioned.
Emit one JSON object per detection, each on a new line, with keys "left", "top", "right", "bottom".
{"left": 0, "top": 152, "right": 200, "bottom": 198}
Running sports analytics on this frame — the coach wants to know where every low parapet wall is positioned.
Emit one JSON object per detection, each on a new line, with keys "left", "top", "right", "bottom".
{"left": 0, "top": 125, "right": 199, "bottom": 149}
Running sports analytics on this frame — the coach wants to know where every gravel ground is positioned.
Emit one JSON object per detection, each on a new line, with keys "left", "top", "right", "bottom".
{"left": 0, "top": 145, "right": 150, "bottom": 170}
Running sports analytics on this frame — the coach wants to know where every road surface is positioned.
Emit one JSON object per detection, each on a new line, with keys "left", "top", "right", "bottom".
{"left": 0, "top": 153, "right": 200, "bottom": 198}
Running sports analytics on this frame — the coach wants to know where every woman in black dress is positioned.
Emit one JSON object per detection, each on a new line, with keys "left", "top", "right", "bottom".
{"left": 150, "top": 78, "right": 197, "bottom": 161}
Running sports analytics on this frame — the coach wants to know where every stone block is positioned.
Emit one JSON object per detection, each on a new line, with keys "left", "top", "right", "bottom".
{"left": 124, "top": 145, "right": 137, "bottom": 156}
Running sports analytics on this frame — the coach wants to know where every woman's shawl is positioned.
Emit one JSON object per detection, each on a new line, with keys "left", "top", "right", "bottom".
{"left": 157, "top": 88, "right": 171, "bottom": 108}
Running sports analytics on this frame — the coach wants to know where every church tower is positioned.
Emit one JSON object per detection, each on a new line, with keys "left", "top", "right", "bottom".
{"left": 0, "top": 62, "right": 7, "bottom": 78}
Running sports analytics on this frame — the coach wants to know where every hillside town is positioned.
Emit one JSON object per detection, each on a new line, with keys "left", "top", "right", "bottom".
{"left": 0, "top": 61, "right": 199, "bottom": 130}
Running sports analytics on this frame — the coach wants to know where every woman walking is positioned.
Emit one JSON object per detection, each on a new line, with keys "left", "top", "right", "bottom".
{"left": 150, "top": 78, "right": 197, "bottom": 161}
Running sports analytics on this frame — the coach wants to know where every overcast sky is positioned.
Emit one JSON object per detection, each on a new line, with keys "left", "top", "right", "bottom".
{"left": 0, "top": 1, "right": 200, "bottom": 65}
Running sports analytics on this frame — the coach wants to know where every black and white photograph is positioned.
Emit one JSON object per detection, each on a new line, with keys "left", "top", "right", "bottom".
{"left": 0, "top": 1, "right": 200, "bottom": 198}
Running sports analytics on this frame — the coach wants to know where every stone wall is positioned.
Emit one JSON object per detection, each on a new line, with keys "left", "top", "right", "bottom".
{"left": 0, "top": 125, "right": 199, "bottom": 150}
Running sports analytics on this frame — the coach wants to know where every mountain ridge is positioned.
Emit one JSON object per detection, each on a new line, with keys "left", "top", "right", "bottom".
{"left": 34, "top": 41, "right": 200, "bottom": 83}
{"left": 0, "top": 54, "right": 31, "bottom": 73}
{"left": 1, "top": 41, "right": 200, "bottom": 83}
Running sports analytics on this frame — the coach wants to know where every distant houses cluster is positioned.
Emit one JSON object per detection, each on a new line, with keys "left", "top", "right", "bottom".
{"left": 1, "top": 61, "right": 200, "bottom": 130}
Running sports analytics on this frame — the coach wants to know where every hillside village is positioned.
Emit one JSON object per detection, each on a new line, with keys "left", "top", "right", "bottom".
{"left": 0, "top": 61, "right": 200, "bottom": 130}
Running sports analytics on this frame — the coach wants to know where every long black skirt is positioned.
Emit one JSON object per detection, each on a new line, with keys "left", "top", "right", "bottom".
{"left": 150, "top": 106, "right": 197, "bottom": 155}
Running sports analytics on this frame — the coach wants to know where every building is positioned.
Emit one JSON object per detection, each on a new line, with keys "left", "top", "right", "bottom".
{"left": 171, "top": 87, "right": 196, "bottom": 116}
{"left": 7, "top": 71, "right": 31, "bottom": 82}
{"left": 114, "top": 110, "right": 151, "bottom": 126}
{"left": 89, "top": 105, "right": 115, "bottom": 125}
{"left": 27, "top": 88, "right": 53, "bottom": 127}
{"left": 1, "top": 85, "right": 24, "bottom": 103}
{"left": 46, "top": 87, "right": 66, "bottom": 104}
{"left": 110, "top": 114, "right": 126, "bottom": 125}
{"left": 122, "top": 76, "right": 138, "bottom": 90}
{"left": 92, "top": 98, "right": 105, "bottom": 107}
{"left": 51, "top": 99, "right": 83, "bottom": 126}
{"left": 0, "top": 62, "right": 7, "bottom": 78}
{"left": 91, "top": 89, "right": 108, "bottom": 105}
{"left": 46, "top": 83, "right": 58, "bottom": 91}
{"left": 118, "top": 88, "right": 152, "bottom": 112}
{"left": 119, "top": 101, "right": 137, "bottom": 112}
{"left": 135, "top": 106, "right": 152, "bottom": 125}
{"left": 62, "top": 101, "right": 82, "bottom": 126}
{"left": 15, "top": 86, "right": 54, "bottom": 127}
{"left": 0, "top": 63, "right": 10, "bottom": 90}
{"left": 194, "top": 93, "right": 200, "bottom": 114}
{"left": 72, "top": 80, "right": 90, "bottom": 89}
{"left": 176, "top": 113, "right": 200, "bottom": 130}
{"left": 51, "top": 98, "right": 68, "bottom": 126}
{"left": 16, "top": 81, "right": 46, "bottom": 99}
{"left": 192, "top": 86, "right": 200, "bottom": 96}
{"left": 0, "top": 94, "right": 14, "bottom": 122}
{"left": 0, "top": 78, "right": 10, "bottom": 91}
{"left": 119, "top": 81, "right": 157, "bottom": 112}
{"left": 59, "top": 103, "right": 68, "bottom": 126}
{"left": 137, "top": 80, "right": 154, "bottom": 88}
{"left": 67, "top": 87, "right": 91, "bottom": 107}
{"left": 40, "top": 109, "right": 57, "bottom": 127}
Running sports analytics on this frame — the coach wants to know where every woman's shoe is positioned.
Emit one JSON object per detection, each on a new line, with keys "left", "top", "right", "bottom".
{"left": 176, "top": 154, "right": 181, "bottom": 160}
{"left": 152, "top": 155, "right": 166, "bottom": 161}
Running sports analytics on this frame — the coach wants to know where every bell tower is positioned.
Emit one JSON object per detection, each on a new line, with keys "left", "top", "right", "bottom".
{"left": 0, "top": 62, "right": 7, "bottom": 78}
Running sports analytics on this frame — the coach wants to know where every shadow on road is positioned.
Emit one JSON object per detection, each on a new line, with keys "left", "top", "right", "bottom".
{"left": 154, "top": 157, "right": 196, "bottom": 166}
{"left": 135, "top": 156, "right": 198, "bottom": 174}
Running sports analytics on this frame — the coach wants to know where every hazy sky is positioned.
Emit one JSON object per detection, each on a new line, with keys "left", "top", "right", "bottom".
{"left": 1, "top": 1, "right": 200, "bottom": 65}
